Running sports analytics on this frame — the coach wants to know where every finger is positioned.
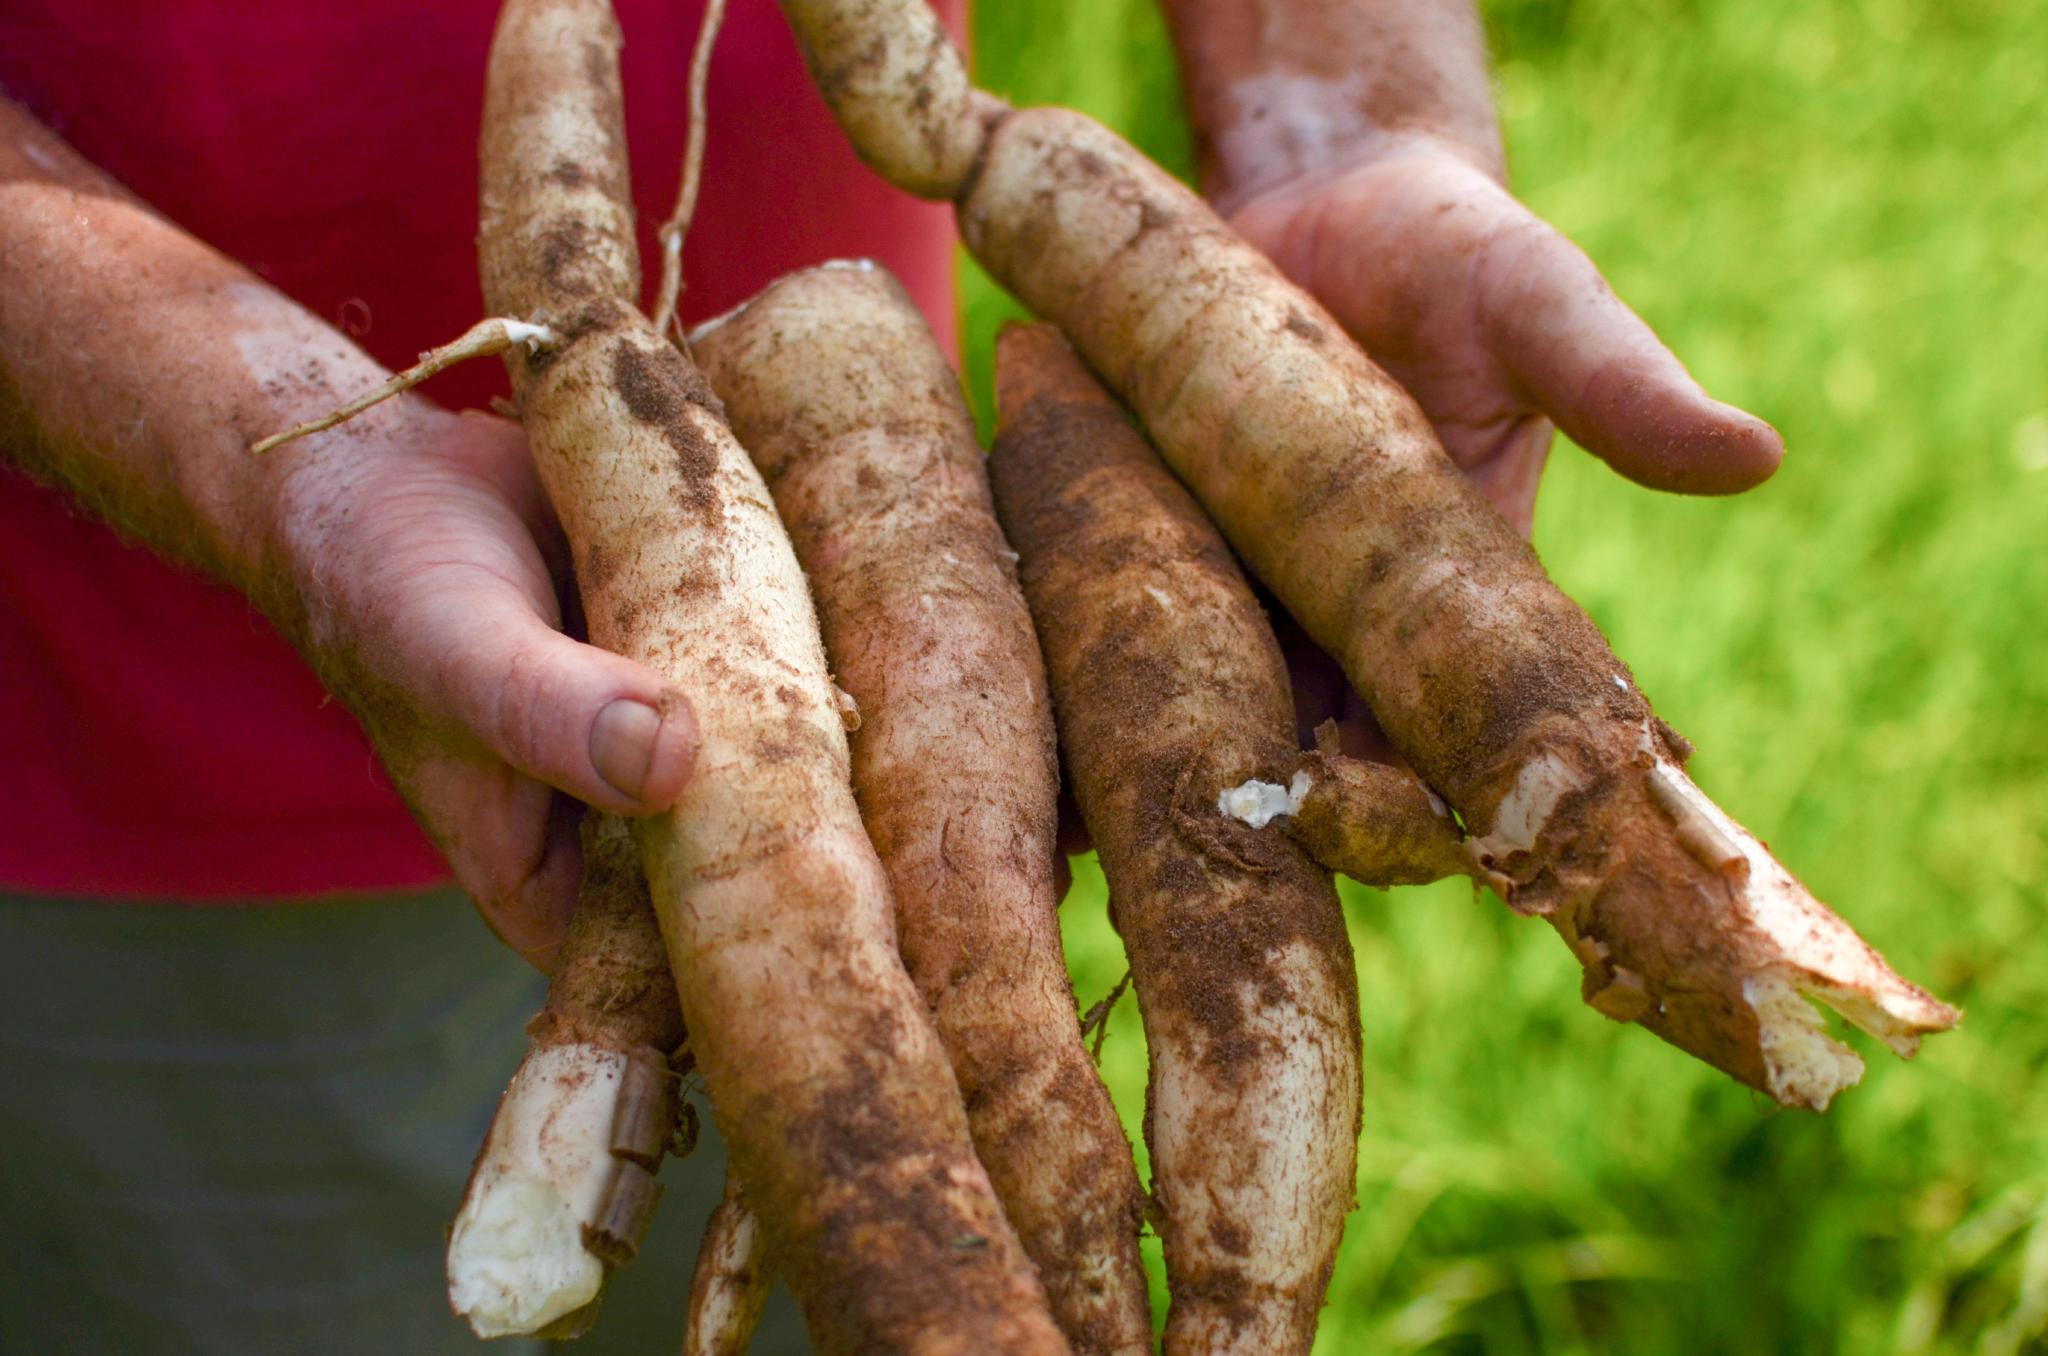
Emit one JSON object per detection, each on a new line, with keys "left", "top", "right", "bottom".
{"left": 1327, "top": 691, "right": 1402, "bottom": 766}
{"left": 1456, "top": 413, "right": 1554, "bottom": 537}
{"left": 415, "top": 585, "right": 701, "bottom": 816}
{"left": 436, "top": 410, "right": 574, "bottom": 584}
{"left": 1478, "top": 218, "right": 1784, "bottom": 495}
{"left": 411, "top": 757, "right": 583, "bottom": 971}
{"left": 1052, "top": 782, "right": 1088, "bottom": 905}
{"left": 1284, "top": 631, "right": 1352, "bottom": 752}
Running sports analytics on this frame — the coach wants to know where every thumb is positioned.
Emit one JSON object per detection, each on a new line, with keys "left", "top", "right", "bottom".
{"left": 1479, "top": 218, "right": 1785, "bottom": 495}
{"left": 421, "top": 586, "right": 700, "bottom": 816}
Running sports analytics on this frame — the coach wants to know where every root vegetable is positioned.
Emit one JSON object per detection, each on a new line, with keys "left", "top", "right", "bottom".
{"left": 684, "top": 1175, "right": 774, "bottom": 1356}
{"left": 762, "top": 0, "right": 1956, "bottom": 1108}
{"left": 690, "top": 262, "right": 1152, "bottom": 1356}
{"left": 775, "top": 0, "right": 994, "bottom": 198}
{"left": 649, "top": 0, "right": 728, "bottom": 341}
{"left": 955, "top": 106, "right": 1955, "bottom": 1108}
{"left": 1219, "top": 722, "right": 1469, "bottom": 890}
{"left": 990, "top": 322, "right": 1361, "bottom": 1355}
{"left": 249, "top": 317, "right": 560, "bottom": 455}
{"left": 447, "top": 812, "right": 685, "bottom": 1338}
{"left": 472, "top": 2, "right": 1065, "bottom": 1347}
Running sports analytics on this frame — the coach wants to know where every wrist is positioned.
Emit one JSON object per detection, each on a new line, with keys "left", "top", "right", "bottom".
{"left": 1210, "top": 121, "right": 1501, "bottom": 220}
{"left": 1163, "top": 1, "right": 1505, "bottom": 211}
{"left": 250, "top": 393, "right": 450, "bottom": 649}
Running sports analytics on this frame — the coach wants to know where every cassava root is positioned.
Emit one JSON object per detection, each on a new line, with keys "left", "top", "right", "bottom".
{"left": 684, "top": 1175, "right": 774, "bottom": 1356}
{"left": 776, "top": 0, "right": 997, "bottom": 199}
{"left": 691, "top": 263, "right": 1151, "bottom": 1355}
{"left": 772, "top": 0, "right": 1956, "bottom": 1109}
{"left": 249, "top": 316, "right": 557, "bottom": 455}
{"left": 992, "top": 323, "right": 1360, "bottom": 1355}
{"left": 447, "top": 812, "right": 685, "bottom": 1338}
{"left": 649, "top": 0, "right": 728, "bottom": 340}
{"left": 466, "top": 1, "right": 1069, "bottom": 1348}
{"left": 1220, "top": 720, "right": 1470, "bottom": 889}
{"left": 956, "top": 105, "right": 1956, "bottom": 1108}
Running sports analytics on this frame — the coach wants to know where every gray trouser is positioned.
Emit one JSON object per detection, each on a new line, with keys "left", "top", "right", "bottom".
{"left": 0, "top": 888, "right": 808, "bottom": 1355}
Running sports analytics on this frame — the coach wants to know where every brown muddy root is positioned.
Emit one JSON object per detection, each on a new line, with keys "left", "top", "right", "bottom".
{"left": 684, "top": 1173, "right": 774, "bottom": 1356}
{"left": 1216, "top": 723, "right": 1470, "bottom": 890}
{"left": 531, "top": 813, "right": 689, "bottom": 1061}
{"left": 446, "top": 812, "right": 686, "bottom": 1338}
{"left": 957, "top": 106, "right": 1955, "bottom": 1110}
{"left": 479, "top": 4, "right": 1066, "bottom": 1350}
{"left": 990, "top": 323, "right": 1360, "bottom": 1356}
{"left": 691, "top": 263, "right": 1151, "bottom": 1356}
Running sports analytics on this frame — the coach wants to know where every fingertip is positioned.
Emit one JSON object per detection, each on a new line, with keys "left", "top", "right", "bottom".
{"left": 1692, "top": 401, "right": 1785, "bottom": 493}
{"left": 587, "top": 685, "right": 699, "bottom": 815}
{"left": 1476, "top": 225, "right": 1784, "bottom": 500}
{"left": 467, "top": 789, "right": 582, "bottom": 974}
{"left": 1575, "top": 363, "right": 1784, "bottom": 496}
{"left": 512, "top": 933, "right": 565, "bottom": 976}
{"left": 633, "top": 688, "right": 700, "bottom": 812}
{"left": 1641, "top": 399, "right": 1784, "bottom": 495}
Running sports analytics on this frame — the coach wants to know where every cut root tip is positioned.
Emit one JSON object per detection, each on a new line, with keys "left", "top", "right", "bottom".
{"left": 446, "top": 1041, "right": 677, "bottom": 1337}
{"left": 1602, "top": 757, "right": 1960, "bottom": 1111}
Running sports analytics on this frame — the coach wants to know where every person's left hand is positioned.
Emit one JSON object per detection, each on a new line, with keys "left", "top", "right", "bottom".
{"left": 1222, "top": 133, "right": 1783, "bottom": 537}
{"left": 1057, "top": 130, "right": 1789, "bottom": 879}
{"left": 1210, "top": 132, "right": 1785, "bottom": 760}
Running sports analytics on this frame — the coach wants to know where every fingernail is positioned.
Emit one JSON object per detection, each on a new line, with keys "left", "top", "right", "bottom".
{"left": 590, "top": 698, "right": 663, "bottom": 802}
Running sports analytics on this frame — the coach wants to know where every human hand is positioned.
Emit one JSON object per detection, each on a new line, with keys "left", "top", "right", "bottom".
{"left": 1222, "top": 133, "right": 1784, "bottom": 536}
{"left": 267, "top": 405, "right": 697, "bottom": 968}
{"left": 1212, "top": 132, "right": 1785, "bottom": 766}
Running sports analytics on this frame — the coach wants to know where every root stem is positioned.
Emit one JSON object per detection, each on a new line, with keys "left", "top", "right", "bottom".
{"left": 650, "top": 0, "right": 729, "bottom": 342}
{"left": 1077, "top": 969, "right": 1133, "bottom": 1062}
{"left": 250, "top": 316, "right": 556, "bottom": 454}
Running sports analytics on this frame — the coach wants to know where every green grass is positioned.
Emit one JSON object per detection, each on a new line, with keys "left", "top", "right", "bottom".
{"left": 962, "top": 2, "right": 2048, "bottom": 1351}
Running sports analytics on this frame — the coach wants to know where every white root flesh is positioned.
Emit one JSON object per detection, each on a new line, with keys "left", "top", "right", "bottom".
{"left": 1224, "top": 738, "right": 1952, "bottom": 1110}
{"left": 1642, "top": 757, "right": 1954, "bottom": 1110}
{"left": 1216, "top": 771, "right": 1311, "bottom": 830}
{"left": 446, "top": 1043, "right": 629, "bottom": 1337}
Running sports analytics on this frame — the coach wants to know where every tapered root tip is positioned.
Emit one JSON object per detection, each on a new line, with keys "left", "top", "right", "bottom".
{"left": 1556, "top": 757, "right": 1958, "bottom": 1111}
{"left": 683, "top": 1178, "right": 772, "bottom": 1356}
{"left": 1237, "top": 739, "right": 1957, "bottom": 1109}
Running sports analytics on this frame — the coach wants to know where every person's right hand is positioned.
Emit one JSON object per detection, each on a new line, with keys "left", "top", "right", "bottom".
{"left": 266, "top": 403, "right": 698, "bottom": 969}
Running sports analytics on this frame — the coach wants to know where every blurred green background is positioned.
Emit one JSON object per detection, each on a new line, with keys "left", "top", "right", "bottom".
{"left": 960, "top": 2, "right": 2048, "bottom": 1351}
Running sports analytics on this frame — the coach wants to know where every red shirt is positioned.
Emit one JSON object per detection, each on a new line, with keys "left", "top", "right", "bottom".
{"left": 0, "top": 0, "right": 963, "bottom": 898}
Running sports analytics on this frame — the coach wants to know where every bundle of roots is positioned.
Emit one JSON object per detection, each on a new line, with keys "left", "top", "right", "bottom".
{"left": 252, "top": 1, "right": 1955, "bottom": 1350}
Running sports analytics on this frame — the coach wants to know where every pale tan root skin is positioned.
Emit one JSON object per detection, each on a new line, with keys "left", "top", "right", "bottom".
{"left": 525, "top": 813, "right": 689, "bottom": 1062}
{"left": 692, "top": 264, "right": 1151, "bottom": 1356}
{"left": 1287, "top": 750, "right": 1469, "bottom": 887}
{"left": 684, "top": 1172, "right": 773, "bottom": 1356}
{"left": 480, "top": 4, "right": 1066, "bottom": 1350}
{"left": 992, "top": 324, "right": 1360, "bottom": 1356}
{"left": 773, "top": 0, "right": 997, "bottom": 197}
{"left": 954, "top": 106, "right": 1955, "bottom": 1110}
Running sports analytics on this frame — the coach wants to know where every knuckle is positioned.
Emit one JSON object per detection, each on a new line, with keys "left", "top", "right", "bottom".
{"left": 490, "top": 641, "right": 563, "bottom": 772}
